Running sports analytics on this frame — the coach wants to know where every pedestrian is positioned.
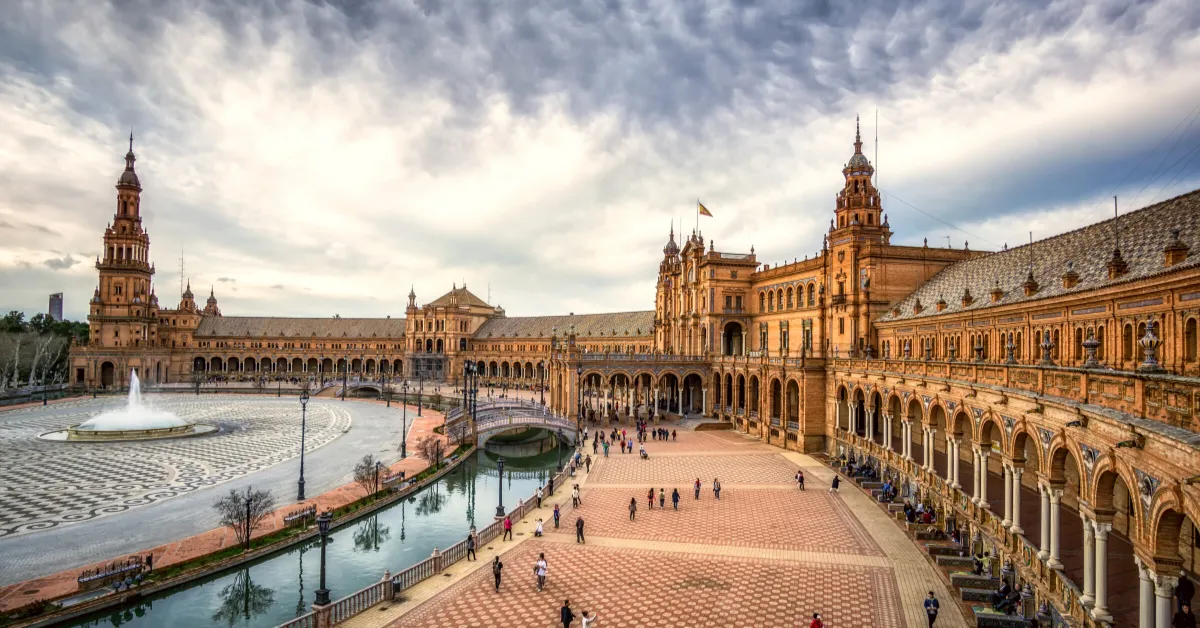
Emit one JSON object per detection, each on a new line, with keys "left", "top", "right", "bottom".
{"left": 549, "top": 476, "right": 555, "bottom": 496}
{"left": 535, "top": 518, "right": 544, "bottom": 537}
{"left": 694, "top": 478, "right": 701, "bottom": 499}
{"left": 671, "top": 487, "right": 680, "bottom": 510}
{"left": 466, "top": 531, "right": 477, "bottom": 561}
{"left": 1174, "top": 603, "right": 1197, "bottom": 628}
{"left": 537, "top": 486, "right": 544, "bottom": 509}
{"left": 572, "top": 485, "right": 581, "bottom": 507}
{"left": 581, "top": 610, "right": 598, "bottom": 627}
{"left": 796, "top": 470, "right": 806, "bottom": 490}
{"left": 575, "top": 516, "right": 585, "bottom": 544}
{"left": 713, "top": 478, "right": 721, "bottom": 499}
{"left": 659, "top": 487, "right": 666, "bottom": 508}
{"left": 492, "top": 556, "right": 504, "bottom": 592}
{"left": 629, "top": 497, "right": 637, "bottom": 521}
{"left": 585, "top": 455, "right": 592, "bottom": 473}
{"left": 672, "top": 429, "right": 677, "bottom": 441}
{"left": 593, "top": 438, "right": 598, "bottom": 454}
{"left": 648, "top": 488, "right": 655, "bottom": 510}
{"left": 809, "top": 612, "right": 824, "bottom": 628}
{"left": 560, "top": 599, "right": 575, "bottom": 628}
{"left": 830, "top": 474, "right": 840, "bottom": 493}
{"left": 620, "top": 440, "right": 626, "bottom": 454}
{"left": 602, "top": 441, "right": 609, "bottom": 457}
{"left": 924, "top": 591, "right": 940, "bottom": 626}
{"left": 554, "top": 503, "right": 561, "bottom": 528}
{"left": 503, "top": 515, "right": 514, "bottom": 541}
{"left": 534, "top": 553, "right": 548, "bottom": 592}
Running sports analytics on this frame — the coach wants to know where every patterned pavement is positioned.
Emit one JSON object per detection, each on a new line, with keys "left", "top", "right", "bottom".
{"left": 351, "top": 425, "right": 969, "bottom": 628}
{"left": 398, "top": 541, "right": 904, "bottom": 628}
{"left": 0, "top": 395, "right": 351, "bottom": 537}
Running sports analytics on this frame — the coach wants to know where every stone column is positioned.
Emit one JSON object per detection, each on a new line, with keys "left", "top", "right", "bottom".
{"left": 1001, "top": 463, "right": 1013, "bottom": 528}
{"left": 866, "top": 409, "right": 875, "bottom": 444}
{"left": 904, "top": 421, "right": 913, "bottom": 460}
{"left": 1155, "top": 572, "right": 1178, "bottom": 628}
{"left": 1010, "top": 467, "right": 1024, "bottom": 534}
{"left": 702, "top": 387, "right": 707, "bottom": 418}
{"left": 1091, "top": 521, "right": 1113, "bottom": 622}
{"left": 1080, "top": 517, "right": 1096, "bottom": 607}
{"left": 978, "top": 449, "right": 990, "bottom": 509}
{"left": 1037, "top": 484, "right": 1051, "bottom": 560}
{"left": 884, "top": 414, "right": 893, "bottom": 450}
{"left": 970, "top": 447, "right": 981, "bottom": 504}
{"left": 1048, "top": 488, "right": 1064, "bottom": 569}
{"left": 1135, "top": 557, "right": 1153, "bottom": 628}
{"left": 849, "top": 404, "right": 857, "bottom": 435}
{"left": 946, "top": 436, "right": 956, "bottom": 484}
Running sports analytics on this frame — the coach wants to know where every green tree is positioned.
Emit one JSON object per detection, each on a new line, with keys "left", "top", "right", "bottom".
{"left": 28, "top": 313, "right": 54, "bottom": 335}
{"left": 0, "top": 311, "right": 26, "bottom": 333}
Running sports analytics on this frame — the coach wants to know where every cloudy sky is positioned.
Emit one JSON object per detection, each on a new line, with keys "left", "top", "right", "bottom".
{"left": 2, "top": 0, "right": 1199, "bottom": 322}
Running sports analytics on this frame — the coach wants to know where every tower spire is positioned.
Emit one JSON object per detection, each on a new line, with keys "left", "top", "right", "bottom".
{"left": 854, "top": 115, "right": 862, "bottom": 154}
{"left": 129, "top": 129, "right": 133, "bottom": 153}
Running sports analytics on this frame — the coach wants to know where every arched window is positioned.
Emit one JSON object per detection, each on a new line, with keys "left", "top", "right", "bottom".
{"left": 807, "top": 284, "right": 815, "bottom": 306}
{"left": 1096, "top": 325, "right": 1105, "bottom": 359}
{"left": 776, "top": 291, "right": 784, "bottom": 311}
{"left": 1185, "top": 318, "right": 1198, "bottom": 362}
{"left": 759, "top": 292, "right": 766, "bottom": 313}
{"left": 1074, "top": 328, "right": 1084, "bottom": 363}
{"left": 786, "top": 288, "right": 794, "bottom": 309}
{"left": 768, "top": 292, "right": 775, "bottom": 313}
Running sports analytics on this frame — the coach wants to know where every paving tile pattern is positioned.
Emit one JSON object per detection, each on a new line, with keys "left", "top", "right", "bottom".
{"left": 0, "top": 395, "right": 352, "bottom": 537}
{"left": 550, "top": 487, "right": 883, "bottom": 557}
{"left": 399, "top": 540, "right": 904, "bottom": 628}
{"left": 585, "top": 453, "right": 797, "bottom": 486}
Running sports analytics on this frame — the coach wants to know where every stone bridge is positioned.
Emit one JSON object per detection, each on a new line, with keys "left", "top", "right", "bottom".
{"left": 446, "top": 400, "right": 578, "bottom": 447}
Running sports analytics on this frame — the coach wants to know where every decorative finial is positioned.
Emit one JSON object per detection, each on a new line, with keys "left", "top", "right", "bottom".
{"left": 129, "top": 129, "right": 134, "bottom": 153}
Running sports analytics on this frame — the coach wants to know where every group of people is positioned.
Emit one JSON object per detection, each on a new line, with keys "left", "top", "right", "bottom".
{"left": 628, "top": 478, "right": 721, "bottom": 520}
{"left": 903, "top": 501, "right": 938, "bottom": 524}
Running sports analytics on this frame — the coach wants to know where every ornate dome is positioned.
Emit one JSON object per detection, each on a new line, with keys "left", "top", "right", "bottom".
{"left": 117, "top": 133, "right": 141, "bottom": 189}
{"left": 663, "top": 225, "right": 679, "bottom": 256}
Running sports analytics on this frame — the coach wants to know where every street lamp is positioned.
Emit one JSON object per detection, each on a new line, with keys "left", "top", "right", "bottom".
{"left": 495, "top": 456, "right": 506, "bottom": 519}
{"left": 401, "top": 382, "right": 409, "bottom": 459}
{"left": 576, "top": 367, "right": 583, "bottom": 428}
{"left": 298, "top": 390, "right": 310, "bottom": 501}
{"left": 313, "top": 511, "right": 333, "bottom": 606}
{"left": 539, "top": 361, "right": 545, "bottom": 405}
{"left": 556, "top": 428, "right": 564, "bottom": 472}
{"left": 417, "top": 378, "right": 423, "bottom": 417}
{"left": 341, "top": 356, "right": 348, "bottom": 402}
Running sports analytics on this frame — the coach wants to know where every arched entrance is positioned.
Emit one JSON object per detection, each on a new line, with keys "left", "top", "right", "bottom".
{"left": 723, "top": 322, "right": 744, "bottom": 356}
{"left": 100, "top": 361, "right": 115, "bottom": 389}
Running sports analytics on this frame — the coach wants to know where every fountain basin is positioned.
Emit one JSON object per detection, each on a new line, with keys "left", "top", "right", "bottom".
{"left": 40, "top": 423, "right": 219, "bottom": 442}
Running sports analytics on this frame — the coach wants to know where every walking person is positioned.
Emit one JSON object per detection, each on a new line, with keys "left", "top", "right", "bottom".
{"left": 924, "top": 591, "right": 940, "bottom": 626}
{"left": 535, "top": 518, "right": 544, "bottom": 537}
{"left": 809, "top": 612, "right": 824, "bottom": 628}
{"left": 503, "top": 515, "right": 514, "bottom": 540}
{"left": 602, "top": 440, "right": 609, "bottom": 457}
{"left": 575, "top": 516, "right": 585, "bottom": 544}
{"left": 581, "top": 610, "right": 598, "bottom": 627}
{"left": 672, "top": 429, "right": 677, "bottom": 441}
{"left": 534, "top": 553, "right": 548, "bottom": 592}
{"left": 647, "top": 488, "right": 655, "bottom": 510}
{"left": 585, "top": 455, "right": 591, "bottom": 473}
{"left": 659, "top": 488, "right": 666, "bottom": 509}
{"left": 560, "top": 600, "right": 576, "bottom": 628}
{"left": 572, "top": 485, "right": 581, "bottom": 507}
{"left": 592, "top": 438, "right": 598, "bottom": 454}
{"left": 830, "top": 474, "right": 840, "bottom": 493}
{"left": 671, "top": 487, "right": 680, "bottom": 510}
{"left": 796, "top": 470, "right": 806, "bottom": 490}
{"left": 492, "top": 556, "right": 504, "bottom": 592}
{"left": 629, "top": 497, "right": 637, "bottom": 521}
{"left": 713, "top": 478, "right": 721, "bottom": 499}
{"left": 466, "top": 531, "right": 477, "bottom": 561}
{"left": 554, "top": 503, "right": 561, "bottom": 528}
{"left": 694, "top": 478, "right": 701, "bottom": 500}
{"left": 537, "top": 486, "right": 544, "bottom": 509}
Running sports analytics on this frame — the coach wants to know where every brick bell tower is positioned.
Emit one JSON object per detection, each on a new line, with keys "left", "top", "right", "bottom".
{"left": 89, "top": 133, "right": 157, "bottom": 354}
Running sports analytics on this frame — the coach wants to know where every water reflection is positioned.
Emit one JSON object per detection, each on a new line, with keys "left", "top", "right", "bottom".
{"left": 211, "top": 569, "right": 275, "bottom": 627}
{"left": 62, "top": 448, "right": 561, "bottom": 628}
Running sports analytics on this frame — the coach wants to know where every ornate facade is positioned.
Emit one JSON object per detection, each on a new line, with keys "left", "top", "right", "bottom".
{"left": 71, "top": 122, "right": 1200, "bottom": 626}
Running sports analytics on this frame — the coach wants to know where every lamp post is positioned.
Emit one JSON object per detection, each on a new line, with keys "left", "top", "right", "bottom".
{"left": 401, "top": 382, "right": 409, "bottom": 459}
{"left": 342, "top": 355, "right": 348, "bottom": 401}
{"left": 384, "top": 372, "right": 391, "bottom": 407}
{"left": 313, "top": 511, "right": 332, "bottom": 606}
{"left": 556, "top": 428, "right": 564, "bottom": 472}
{"left": 298, "top": 390, "right": 309, "bottom": 501}
{"left": 417, "top": 378, "right": 423, "bottom": 417}
{"left": 576, "top": 367, "right": 583, "bottom": 429}
{"left": 495, "top": 456, "right": 506, "bottom": 519}
{"left": 539, "top": 361, "right": 545, "bottom": 405}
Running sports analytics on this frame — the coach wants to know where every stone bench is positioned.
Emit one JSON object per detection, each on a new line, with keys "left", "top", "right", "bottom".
{"left": 925, "top": 544, "right": 967, "bottom": 558}
{"left": 935, "top": 555, "right": 976, "bottom": 569}
{"left": 887, "top": 503, "right": 906, "bottom": 512}
{"left": 960, "top": 588, "right": 998, "bottom": 602}
{"left": 950, "top": 573, "right": 1001, "bottom": 590}
{"left": 915, "top": 529, "right": 946, "bottom": 541}
{"left": 859, "top": 480, "right": 883, "bottom": 490}
{"left": 973, "top": 607, "right": 1032, "bottom": 627}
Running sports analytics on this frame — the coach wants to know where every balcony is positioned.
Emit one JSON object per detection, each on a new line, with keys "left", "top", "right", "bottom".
{"left": 786, "top": 421, "right": 799, "bottom": 431}
{"left": 830, "top": 294, "right": 846, "bottom": 305}
{"left": 769, "top": 417, "right": 780, "bottom": 427}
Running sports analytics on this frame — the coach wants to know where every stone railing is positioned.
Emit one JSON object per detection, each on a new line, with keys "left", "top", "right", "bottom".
{"left": 276, "top": 465, "right": 571, "bottom": 628}
{"left": 832, "top": 358, "right": 1200, "bottom": 433}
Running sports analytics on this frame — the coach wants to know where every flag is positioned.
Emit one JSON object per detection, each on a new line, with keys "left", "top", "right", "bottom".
{"left": 698, "top": 201, "right": 712, "bottom": 217}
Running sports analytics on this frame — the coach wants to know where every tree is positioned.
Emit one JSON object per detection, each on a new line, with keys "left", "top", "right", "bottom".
{"left": 352, "top": 454, "right": 381, "bottom": 499}
{"left": 415, "top": 435, "right": 445, "bottom": 470}
{"left": 0, "top": 311, "right": 26, "bottom": 333}
{"left": 213, "top": 488, "right": 276, "bottom": 551}
{"left": 211, "top": 568, "right": 275, "bottom": 627}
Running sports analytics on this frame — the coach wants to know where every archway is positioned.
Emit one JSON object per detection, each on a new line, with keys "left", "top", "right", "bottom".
{"left": 950, "top": 410, "right": 973, "bottom": 493}
{"left": 682, "top": 372, "right": 704, "bottom": 416}
{"left": 747, "top": 376, "right": 760, "bottom": 420}
{"left": 906, "top": 397, "right": 924, "bottom": 466}
{"left": 100, "top": 361, "right": 115, "bottom": 388}
{"left": 869, "top": 391, "right": 883, "bottom": 444}
{"left": 887, "top": 394, "right": 903, "bottom": 451}
{"left": 929, "top": 404, "right": 948, "bottom": 477}
{"left": 785, "top": 380, "right": 800, "bottom": 430}
{"left": 770, "top": 379, "right": 782, "bottom": 420}
{"left": 852, "top": 388, "right": 866, "bottom": 438}
{"left": 723, "top": 321, "right": 744, "bottom": 356}
{"left": 193, "top": 357, "right": 206, "bottom": 373}
{"left": 1090, "top": 465, "right": 1141, "bottom": 627}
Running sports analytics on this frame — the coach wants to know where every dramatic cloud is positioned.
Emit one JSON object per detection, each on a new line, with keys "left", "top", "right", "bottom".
{"left": 42, "top": 254, "right": 77, "bottom": 270}
{"left": 1, "top": 0, "right": 1198, "bottom": 320}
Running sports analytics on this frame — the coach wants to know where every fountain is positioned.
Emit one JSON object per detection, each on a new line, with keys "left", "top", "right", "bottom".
{"left": 41, "top": 371, "right": 218, "bottom": 442}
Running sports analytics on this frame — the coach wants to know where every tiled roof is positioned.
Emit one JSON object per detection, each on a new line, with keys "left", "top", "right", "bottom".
{"left": 473, "top": 311, "right": 655, "bottom": 339}
{"left": 427, "top": 286, "right": 491, "bottom": 308}
{"left": 195, "top": 317, "right": 407, "bottom": 338}
{"left": 880, "top": 188, "right": 1200, "bottom": 322}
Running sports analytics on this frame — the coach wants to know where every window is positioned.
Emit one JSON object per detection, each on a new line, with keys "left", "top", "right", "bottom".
{"left": 786, "top": 288, "right": 793, "bottom": 309}
{"left": 838, "top": 281, "right": 845, "bottom": 296}
{"left": 807, "top": 284, "right": 815, "bottom": 306}
{"left": 839, "top": 318, "right": 845, "bottom": 334}
{"left": 735, "top": 296, "right": 743, "bottom": 309}
{"left": 1186, "top": 318, "right": 1198, "bottom": 361}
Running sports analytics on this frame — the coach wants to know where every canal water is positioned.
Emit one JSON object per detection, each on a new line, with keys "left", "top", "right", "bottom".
{"left": 67, "top": 448, "right": 562, "bottom": 628}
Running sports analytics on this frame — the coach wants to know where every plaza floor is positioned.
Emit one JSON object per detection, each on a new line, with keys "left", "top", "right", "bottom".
{"left": 0, "top": 394, "right": 426, "bottom": 599}
{"left": 342, "top": 429, "right": 968, "bottom": 628}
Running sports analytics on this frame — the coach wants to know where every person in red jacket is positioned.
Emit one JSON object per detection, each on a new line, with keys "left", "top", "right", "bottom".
{"left": 809, "top": 612, "right": 824, "bottom": 628}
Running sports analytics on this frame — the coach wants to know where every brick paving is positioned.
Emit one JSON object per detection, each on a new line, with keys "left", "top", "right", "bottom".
{"left": 548, "top": 487, "right": 883, "bottom": 557}
{"left": 398, "top": 541, "right": 904, "bottom": 628}
{"left": 343, "top": 425, "right": 970, "bottom": 628}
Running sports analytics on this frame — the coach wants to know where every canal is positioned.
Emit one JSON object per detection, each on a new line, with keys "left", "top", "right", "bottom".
{"left": 67, "top": 448, "right": 562, "bottom": 628}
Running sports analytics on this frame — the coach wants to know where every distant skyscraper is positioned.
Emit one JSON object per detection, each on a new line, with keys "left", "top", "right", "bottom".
{"left": 48, "top": 293, "right": 63, "bottom": 321}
